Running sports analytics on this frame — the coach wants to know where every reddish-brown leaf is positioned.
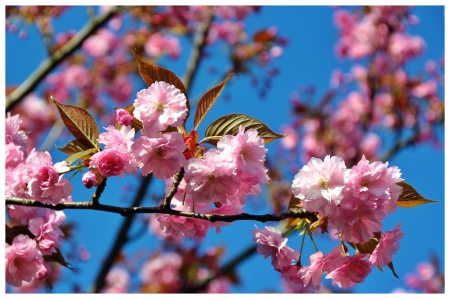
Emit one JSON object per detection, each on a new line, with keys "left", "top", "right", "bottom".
{"left": 134, "top": 52, "right": 190, "bottom": 124}
{"left": 397, "top": 181, "right": 438, "bottom": 208}
{"left": 53, "top": 99, "right": 100, "bottom": 150}
{"left": 194, "top": 73, "right": 233, "bottom": 130}
{"left": 253, "top": 29, "right": 273, "bottom": 43}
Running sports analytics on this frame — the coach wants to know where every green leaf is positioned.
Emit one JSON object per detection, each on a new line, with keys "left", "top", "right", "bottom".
{"left": 204, "top": 113, "right": 284, "bottom": 146}
{"left": 397, "top": 181, "right": 438, "bottom": 208}
{"left": 56, "top": 139, "right": 91, "bottom": 156}
{"left": 66, "top": 148, "right": 99, "bottom": 165}
{"left": 194, "top": 73, "right": 233, "bottom": 131}
{"left": 53, "top": 99, "right": 100, "bottom": 150}
{"left": 134, "top": 52, "right": 190, "bottom": 125}
{"left": 114, "top": 104, "right": 143, "bottom": 133}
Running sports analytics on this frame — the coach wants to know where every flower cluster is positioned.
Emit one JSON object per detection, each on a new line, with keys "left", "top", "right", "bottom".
{"left": 252, "top": 155, "right": 404, "bottom": 290}
{"left": 5, "top": 113, "right": 71, "bottom": 288}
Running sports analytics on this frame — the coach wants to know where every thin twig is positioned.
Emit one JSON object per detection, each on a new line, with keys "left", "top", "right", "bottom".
{"left": 6, "top": 6, "right": 123, "bottom": 112}
{"left": 161, "top": 168, "right": 185, "bottom": 210}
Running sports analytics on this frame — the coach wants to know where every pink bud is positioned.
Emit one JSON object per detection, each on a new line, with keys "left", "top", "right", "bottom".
{"left": 82, "top": 171, "right": 99, "bottom": 189}
{"left": 116, "top": 109, "right": 134, "bottom": 126}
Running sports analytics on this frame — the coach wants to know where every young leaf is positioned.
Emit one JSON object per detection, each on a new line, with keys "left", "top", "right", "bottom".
{"left": 387, "top": 261, "right": 399, "bottom": 279}
{"left": 397, "top": 181, "right": 438, "bottom": 208}
{"left": 134, "top": 52, "right": 190, "bottom": 124}
{"left": 53, "top": 100, "right": 100, "bottom": 150}
{"left": 66, "top": 148, "right": 99, "bottom": 165}
{"left": 56, "top": 139, "right": 91, "bottom": 156}
{"left": 285, "top": 193, "right": 303, "bottom": 228}
{"left": 114, "top": 104, "right": 143, "bottom": 133}
{"left": 204, "top": 113, "right": 284, "bottom": 146}
{"left": 44, "top": 248, "right": 74, "bottom": 270}
{"left": 194, "top": 73, "right": 233, "bottom": 131}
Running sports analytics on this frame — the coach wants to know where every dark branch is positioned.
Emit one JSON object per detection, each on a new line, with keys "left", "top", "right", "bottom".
{"left": 5, "top": 196, "right": 314, "bottom": 223}
{"left": 161, "top": 168, "right": 185, "bottom": 210}
{"left": 6, "top": 6, "right": 123, "bottom": 111}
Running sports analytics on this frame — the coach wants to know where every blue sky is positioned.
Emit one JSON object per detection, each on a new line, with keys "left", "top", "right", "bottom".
{"left": 3, "top": 5, "right": 446, "bottom": 294}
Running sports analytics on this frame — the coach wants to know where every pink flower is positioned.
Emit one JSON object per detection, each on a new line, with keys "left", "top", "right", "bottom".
{"left": 411, "top": 80, "right": 437, "bottom": 98}
{"left": 28, "top": 209, "right": 66, "bottom": 255}
{"left": 35, "top": 262, "right": 51, "bottom": 281}
{"left": 82, "top": 171, "right": 99, "bottom": 189}
{"left": 185, "top": 150, "right": 240, "bottom": 204}
{"left": 140, "top": 252, "right": 182, "bottom": 290}
{"left": 280, "top": 125, "right": 299, "bottom": 151}
{"left": 90, "top": 149, "right": 126, "bottom": 177}
{"left": 217, "top": 126, "right": 267, "bottom": 176}
{"left": 26, "top": 149, "right": 73, "bottom": 205}
{"left": 297, "top": 251, "right": 327, "bottom": 291}
{"left": 132, "top": 131, "right": 186, "bottom": 179}
{"left": 157, "top": 212, "right": 210, "bottom": 239}
{"left": 98, "top": 125, "right": 135, "bottom": 153}
{"left": 405, "top": 262, "right": 443, "bottom": 293}
{"left": 292, "top": 155, "right": 347, "bottom": 216}
{"left": 63, "top": 64, "right": 89, "bottom": 88}
{"left": 252, "top": 226, "right": 299, "bottom": 271}
{"left": 82, "top": 28, "right": 118, "bottom": 58}
{"left": 5, "top": 234, "right": 44, "bottom": 287}
{"left": 5, "top": 113, "right": 28, "bottom": 150}
{"left": 5, "top": 142, "right": 25, "bottom": 169}
{"left": 116, "top": 108, "right": 134, "bottom": 126}
{"left": 102, "top": 267, "right": 129, "bottom": 293}
{"left": 325, "top": 253, "right": 372, "bottom": 289}
{"left": 133, "top": 81, "right": 188, "bottom": 131}
{"left": 370, "top": 223, "right": 403, "bottom": 266}
{"left": 145, "top": 33, "right": 181, "bottom": 59}
{"left": 108, "top": 74, "right": 133, "bottom": 104}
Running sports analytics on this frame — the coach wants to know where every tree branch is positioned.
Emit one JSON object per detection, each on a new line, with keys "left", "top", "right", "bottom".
{"left": 182, "top": 6, "right": 214, "bottom": 93}
{"left": 90, "top": 173, "right": 153, "bottom": 293}
{"left": 161, "top": 168, "right": 184, "bottom": 210}
{"left": 5, "top": 6, "right": 123, "bottom": 112}
{"left": 5, "top": 196, "right": 314, "bottom": 223}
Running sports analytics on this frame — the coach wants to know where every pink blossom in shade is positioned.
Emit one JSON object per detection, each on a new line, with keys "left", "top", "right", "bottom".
{"left": 5, "top": 163, "right": 32, "bottom": 199}
{"left": 280, "top": 265, "right": 303, "bottom": 285}
{"left": 370, "top": 223, "right": 403, "bottom": 267}
{"left": 89, "top": 149, "right": 126, "bottom": 178}
{"left": 5, "top": 142, "right": 25, "bottom": 169}
{"left": 132, "top": 131, "right": 187, "bottom": 179}
{"left": 82, "top": 171, "right": 99, "bottom": 189}
{"left": 291, "top": 155, "right": 347, "bottom": 216}
{"left": 205, "top": 278, "right": 230, "bottom": 293}
{"left": 102, "top": 267, "right": 129, "bottom": 293}
{"left": 217, "top": 126, "right": 267, "bottom": 176}
{"left": 388, "top": 33, "right": 425, "bottom": 63}
{"left": 5, "top": 234, "right": 44, "bottom": 287}
{"left": 185, "top": 150, "right": 240, "bottom": 204}
{"left": 156, "top": 210, "right": 210, "bottom": 239}
{"left": 325, "top": 254, "right": 372, "bottom": 289}
{"left": 297, "top": 251, "right": 327, "bottom": 291}
{"left": 140, "top": 252, "right": 182, "bottom": 288}
{"left": 411, "top": 80, "right": 437, "bottom": 98}
{"left": 5, "top": 113, "right": 28, "bottom": 149}
{"left": 405, "top": 262, "right": 443, "bottom": 293}
{"left": 35, "top": 262, "right": 51, "bottom": 281}
{"left": 280, "top": 125, "right": 299, "bottom": 151}
{"left": 329, "top": 203, "right": 384, "bottom": 244}
{"left": 359, "top": 132, "right": 381, "bottom": 159}
{"left": 252, "top": 226, "right": 299, "bottom": 272}
{"left": 133, "top": 81, "right": 188, "bottom": 131}
{"left": 82, "top": 28, "right": 118, "bottom": 58}
{"left": 207, "top": 200, "right": 245, "bottom": 233}
{"left": 108, "top": 74, "right": 133, "bottom": 104}
{"left": 28, "top": 209, "right": 66, "bottom": 255}
{"left": 63, "top": 64, "right": 89, "bottom": 88}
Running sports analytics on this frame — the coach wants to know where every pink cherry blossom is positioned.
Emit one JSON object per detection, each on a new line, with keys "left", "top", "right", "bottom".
{"left": 325, "top": 253, "right": 372, "bottom": 289}
{"left": 28, "top": 209, "right": 66, "bottom": 255}
{"left": 102, "top": 267, "right": 129, "bottom": 293}
{"left": 35, "top": 262, "right": 51, "bottom": 281}
{"left": 5, "top": 113, "right": 28, "bottom": 150}
{"left": 157, "top": 212, "right": 210, "bottom": 239}
{"left": 116, "top": 108, "right": 134, "bottom": 126}
{"left": 297, "top": 251, "right": 327, "bottom": 291}
{"left": 370, "top": 223, "right": 403, "bottom": 266}
{"left": 292, "top": 155, "right": 347, "bottom": 216}
{"left": 405, "top": 262, "right": 443, "bottom": 293}
{"left": 132, "top": 131, "right": 186, "bottom": 179}
{"left": 90, "top": 148, "right": 127, "bottom": 177}
{"left": 140, "top": 252, "right": 182, "bottom": 289}
{"left": 145, "top": 33, "right": 181, "bottom": 59}
{"left": 82, "top": 28, "right": 118, "bottom": 58}
{"left": 133, "top": 81, "right": 187, "bottom": 131}
{"left": 217, "top": 126, "right": 267, "bottom": 176}
{"left": 82, "top": 171, "right": 99, "bottom": 189}
{"left": 108, "top": 74, "right": 133, "bottom": 104}
{"left": 98, "top": 125, "right": 135, "bottom": 153}
{"left": 252, "top": 226, "right": 299, "bottom": 271}
{"left": 63, "top": 64, "right": 89, "bottom": 88}
{"left": 5, "top": 142, "right": 25, "bottom": 169}
{"left": 185, "top": 150, "right": 240, "bottom": 204}
{"left": 5, "top": 234, "right": 44, "bottom": 287}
